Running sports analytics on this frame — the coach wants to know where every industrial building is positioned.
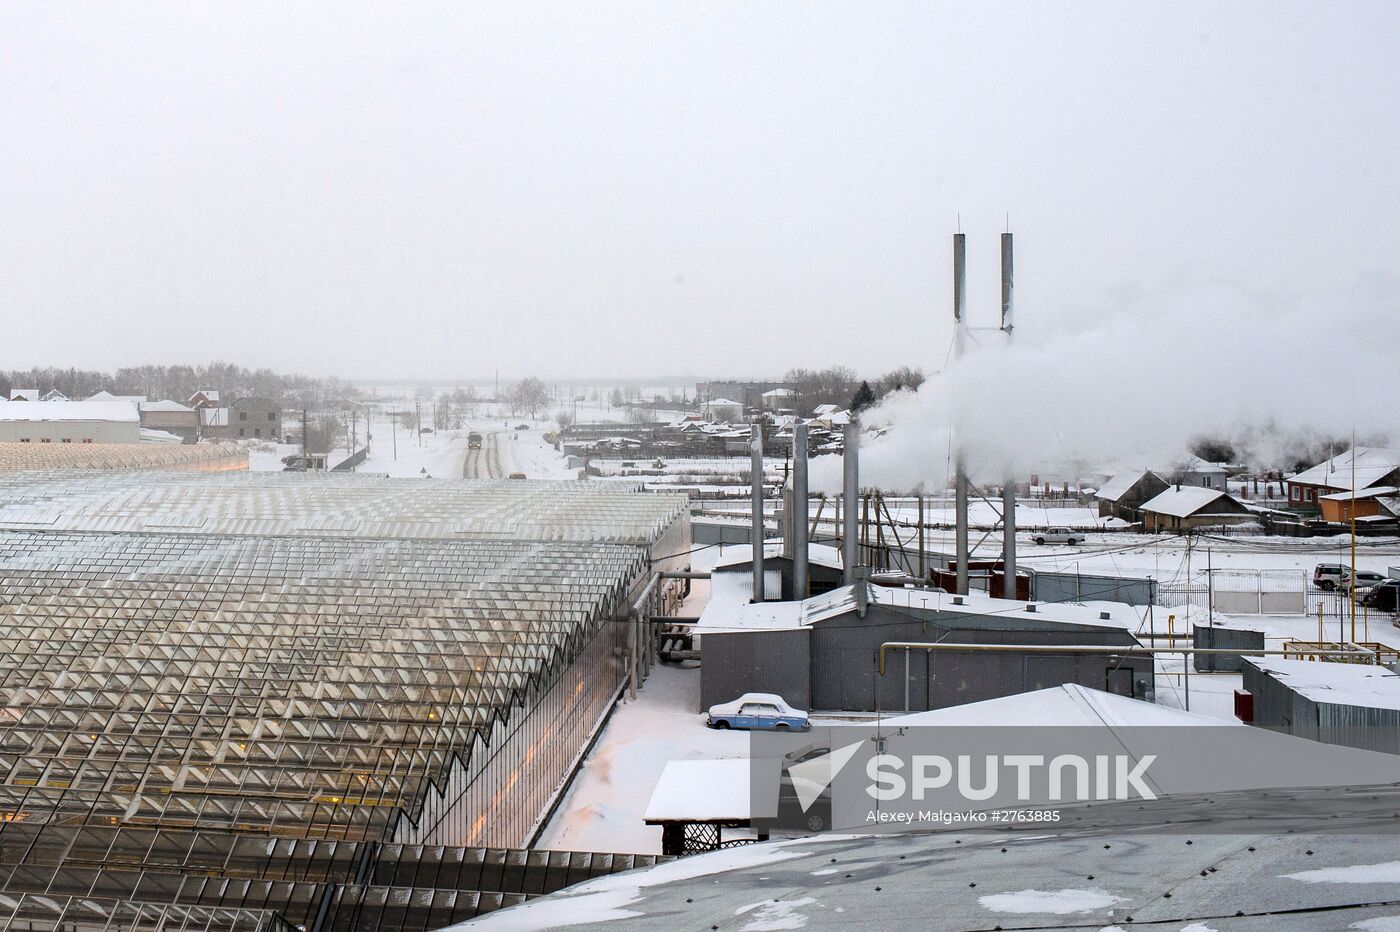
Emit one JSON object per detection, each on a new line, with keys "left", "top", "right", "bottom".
{"left": 696, "top": 581, "right": 1153, "bottom": 712}
{"left": 0, "top": 471, "right": 689, "bottom": 929}
{"left": 0, "top": 399, "right": 141, "bottom": 443}
{"left": 1241, "top": 656, "right": 1400, "bottom": 754}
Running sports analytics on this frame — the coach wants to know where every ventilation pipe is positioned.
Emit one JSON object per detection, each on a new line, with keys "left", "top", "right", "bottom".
{"left": 842, "top": 420, "right": 860, "bottom": 584}
{"left": 792, "top": 423, "right": 810, "bottom": 599}
{"left": 953, "top": 232, "right": 969, "bottom": 595}
{"left": 1000, "top": 231, "right": 1016, "bottom": 598}
{"left": 751, "top": 421, "right": 765, "bottom": 601}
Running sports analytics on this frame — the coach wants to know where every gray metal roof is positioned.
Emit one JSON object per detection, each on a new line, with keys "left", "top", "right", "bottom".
{"left": 460, "top": 819, "right": 1400, "bottom": 930}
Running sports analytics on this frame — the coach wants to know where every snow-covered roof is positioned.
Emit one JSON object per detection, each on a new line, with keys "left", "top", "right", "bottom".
{"left": 1318, "top": 485, "right": 1398, "bottom": 502}
{"left": 139, "top": 399, "right": 195, "bottom": 413}
{"left": 86, "top": 390, "right": 147, "bottom": 403}
{"left": 696, "top": 584, "right": 1141, "bottom": 635}
{"left": 887, "top": 683, "right": 1235, "bottom": 728}
{"left": 1095, "top": 469, "right": 1163, "bottom": 503}
{"left": 1180, "top": 455, "right": 1228, "bottom": 475}
{"left": 1139, "top": 486, "right": 1237, "bottom": 518}
{"left": 811, "top": 404, "right": 840, "bottom": 416}
{"left": 0, "top": 401, "right": 138, "bottom": 423}
{"left": 712, "top": 542, "right": 845, "bottom": 573}
{"left": 190, "top": 389, "right": 221, "bottom": 401}
{"left": 703, "top": 398, "right": 742, "bottom": 407}
{"left": 8, "top": 390, "right": 37, "bottom": 401}
{"left": 1247, "top": 657, "right": 1400, "bottom": 712}
{"left": 644, "top": 759, "right": 777, "bottom": 822}
{"left": 761, "top": 388, "right": 795, "bottom": 398}
{"left": 139, "top": 428, "right": 184, "bottom": 444}
{"left": 1288, "top": 447, "right": 1400, "bottom": 492}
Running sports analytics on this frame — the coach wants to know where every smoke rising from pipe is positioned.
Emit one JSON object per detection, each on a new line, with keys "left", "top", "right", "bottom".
{"left": 811, "top": 271, "right": 1398, "bottom": 494}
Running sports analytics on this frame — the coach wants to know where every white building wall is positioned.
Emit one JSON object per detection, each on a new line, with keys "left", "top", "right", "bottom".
{"left": 0, "top": 419, "right": 141, "bottom": 444}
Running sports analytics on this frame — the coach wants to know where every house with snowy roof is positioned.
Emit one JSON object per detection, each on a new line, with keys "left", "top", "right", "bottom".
{"left": 1139, "top": 485, "right": 1252, "bottom": 532}
{"left": 1094, "top": 469, "right": 1169, "bottom": 523}
{"left": 1285, "top": 447, "right": 1400, "bottom": 513}
{"left": 138, "top": 400, "right": 199, "bottom": 443}
{"left": 700, "top": 397, "right": 744, "bottom": 424}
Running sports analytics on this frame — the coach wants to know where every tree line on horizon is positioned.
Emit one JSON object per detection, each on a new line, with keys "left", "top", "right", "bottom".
{"left": 0, "top": 363, "right": 362, "bottom": 408}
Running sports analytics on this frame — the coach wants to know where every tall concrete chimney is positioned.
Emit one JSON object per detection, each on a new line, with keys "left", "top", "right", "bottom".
{"left": 953, "top": 232, "right": 969, "bottom": 595}
{"left": 750, "top": 421, "right": 765, "bottom": 601}
{"left": 842, "top": 419, "right": 860, "bottom": 584}
{"left": 792, "top": 423, "right": 810, "bottom": 600}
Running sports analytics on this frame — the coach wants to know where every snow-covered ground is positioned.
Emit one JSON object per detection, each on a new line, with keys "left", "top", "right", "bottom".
{"left": 536, "top": 663, "right": 747, "bottom": 855}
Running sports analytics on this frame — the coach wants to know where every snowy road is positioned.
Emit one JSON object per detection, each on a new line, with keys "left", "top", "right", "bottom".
{"left": 463, "top": 431, "right": 510, "bottom": 478}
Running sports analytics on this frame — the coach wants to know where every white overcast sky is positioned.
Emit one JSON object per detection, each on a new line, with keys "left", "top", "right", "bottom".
{"left": 2, "top": 2, "right": 1395, "bottom": 380}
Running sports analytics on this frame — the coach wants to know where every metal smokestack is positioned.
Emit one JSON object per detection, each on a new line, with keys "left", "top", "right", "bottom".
{"left": 842, "top": 419, "right": 859, "bottom": 584}
{"left": 953, "top": 232, "right": 967, "bottom": 358}
{"left": 1000, "top": 231, "right": 1016, "bottom": 598}
{"left": 792, "top": 423, "right": 810, "bottom": 599}
{"left": 953, "top": 232, "right": 969, "bottom": 595}
{"left": 1000, "top": 231, "right": 1014, "bottom": 336}
{"left": 751, "top": 421, "right": 765, "bottom": 601}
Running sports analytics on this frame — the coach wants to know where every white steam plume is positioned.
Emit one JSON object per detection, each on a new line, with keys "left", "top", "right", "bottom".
{"left": 810, "top": 272, "right": 1397, "bottom": 494}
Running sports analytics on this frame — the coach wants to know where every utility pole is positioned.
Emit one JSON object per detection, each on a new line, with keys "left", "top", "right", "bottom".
{"left": 392, "top": 411, "right": 397, "bottom": 461}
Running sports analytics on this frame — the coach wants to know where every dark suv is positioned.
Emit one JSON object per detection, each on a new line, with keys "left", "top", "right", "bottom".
{"left": 1360, "top": 579, "right": 1400, "bottom": 613}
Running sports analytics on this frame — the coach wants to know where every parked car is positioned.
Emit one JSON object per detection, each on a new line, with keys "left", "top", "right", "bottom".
{"left": 467, "top": 432, "right": 483, "bottom": 450}
{"left": 1032, "top": 527, "right": 1082, "bottom": 545}
{"left": 1361, "top": 579, "right": 1400, "bottom": 613}
{"left": 508, "top": 472, "right": 527, "bottom": 480}
{"left": 774, "top": 743, "right": 833, "bottom": 832}
{"left": 706, "top": 693, "right": 809, "bottom": 731}
{"left": 1314, "top": 563, "right": 1348, "bottom": 590}
{"left": 514, "top": 424, "right": 530, "bottom": 431}
{"left": 1342, "top": 570, "right": 1388, "bottom": 594}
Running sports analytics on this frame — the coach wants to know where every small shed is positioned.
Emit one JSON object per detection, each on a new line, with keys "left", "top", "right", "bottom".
{"left": 644, "top": 759, "right": 776, "bottom": 855}
{"left": 1241, "top": 657, "right": 1400, "bottom": 755}
{"left": 1316, "top": 486, "right": 1400, "bottom": 524}
{"left": 1139, "top": 486, "right": 1252, "bottom": 532}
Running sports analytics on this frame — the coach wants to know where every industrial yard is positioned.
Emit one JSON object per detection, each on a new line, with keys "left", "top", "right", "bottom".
{"left": 5, "top": 1, "right": 1399, "bottom": 930}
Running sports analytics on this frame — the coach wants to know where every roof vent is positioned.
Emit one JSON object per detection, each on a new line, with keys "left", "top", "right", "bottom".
{"left": 1025, "top": 604, "right": 1037, "bottom": 613}
{"left": 1100, "top": 611, "right": 1112, "bottom": 620}
{"left": 952, "top": 596, "right": 964, "bottom": 606}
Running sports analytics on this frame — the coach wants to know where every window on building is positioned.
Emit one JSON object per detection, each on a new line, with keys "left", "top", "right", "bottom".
{"left": 82, "top": 439, "right": 92, "bottom": 443}
{"left": 268, "top": 412, "right": 276, "bottom": 421}
{"left": 238, "top": 428, "right": 245, "bottom": 437}
{"left": 40, "top": 438, "right": 50, "bottom": 443}
{"left": 239, "top": 412, "right": 248, "bottom": 421}
{"left": 254, "top": 428, "right": 261, "bottom": 438}
{"left": 61, "top": 438, "right": 72, "bottom": 443}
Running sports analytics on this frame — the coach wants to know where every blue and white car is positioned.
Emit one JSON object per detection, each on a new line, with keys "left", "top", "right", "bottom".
{"left": 706, "top": 693, "right": 810, "bottom": 731}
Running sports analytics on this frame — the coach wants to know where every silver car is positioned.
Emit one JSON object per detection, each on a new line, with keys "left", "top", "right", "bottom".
{"left": 1032, "top": 527, "right": 1082, "bottom": 545}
